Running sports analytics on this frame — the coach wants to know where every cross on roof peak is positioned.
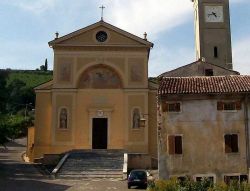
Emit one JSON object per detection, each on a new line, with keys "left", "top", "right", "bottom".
{"left": 99, "top": 5, "right": 105, "bottom": 21}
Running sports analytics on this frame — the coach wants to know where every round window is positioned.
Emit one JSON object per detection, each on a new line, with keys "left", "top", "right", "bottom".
{"left": 96, "top": 31, "right": 108, "bottom": 42}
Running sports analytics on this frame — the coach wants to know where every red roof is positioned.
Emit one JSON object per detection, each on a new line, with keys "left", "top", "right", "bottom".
{"left": 159, "top": 75, "right": 250, "bottom": 95}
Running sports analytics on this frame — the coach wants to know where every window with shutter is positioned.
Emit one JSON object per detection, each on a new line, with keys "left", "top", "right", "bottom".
{"left": 168, "top": 103, "right": 181, "bottom": 112}
{"left": 236, "top": 101, "right": 241, "bottom": 110}
{"left": 217, "top": 102, "right": 223, "bottom": 110}
{"left": 224, "top": 102, "right": 236, "bottom": 110}
{"left": 175, "top": 136, "right": 183, "bottom": 154}
{"left": 224, "top": 134, "right": 232, "bottom": 153}
{"left": 168, "top": 135, "right": 182, "bottom": 155}
{"left": 224, "top": 134, "right": 238, "bottom": 153}
{"left": 231, "top": 134, "right": 239, "bottom": 152}
{"left": 218, "top": 101, "right": 242, "bottom": 111}
{"left": 162, "top": 102, "right": 168, "bottom": 112}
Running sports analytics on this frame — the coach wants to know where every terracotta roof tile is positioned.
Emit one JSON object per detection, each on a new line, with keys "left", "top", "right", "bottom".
{"left": 159, "top": 75, "right": 250, "bottom": 95}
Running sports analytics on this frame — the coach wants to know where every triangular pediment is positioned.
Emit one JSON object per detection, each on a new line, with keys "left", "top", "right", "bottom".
{"left": 49, "top": 21, "right": 153, "bottom": 48}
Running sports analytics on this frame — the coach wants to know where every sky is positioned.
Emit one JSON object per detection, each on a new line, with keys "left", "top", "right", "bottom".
{"left": 0, "top": 0, "right": 249, "bottom": 77}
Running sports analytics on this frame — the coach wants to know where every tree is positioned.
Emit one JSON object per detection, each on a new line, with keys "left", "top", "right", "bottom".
{"left": 6, "top": 79, "right": 34, "bottom": 114}
{"left": 40, "top": 58, "right": 48, "bottom": 71}
{"left": 0, "top": 70, "right": 9, "bottom": 114}
{"left": 44, "top": 58, "right": 48, "bottom": 71}
{"left": 40, "top": 65, "right": 46, "bottom": 71}
{"left": 0, "top": 115, "right": 9, "bottom": 148}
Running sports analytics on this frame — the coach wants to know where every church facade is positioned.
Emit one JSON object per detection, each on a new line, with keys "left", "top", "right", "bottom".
{"left": 28, "top": 21, "right": 158, "bottom": 164}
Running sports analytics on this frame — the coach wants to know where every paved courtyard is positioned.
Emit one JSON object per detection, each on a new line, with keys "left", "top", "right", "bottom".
{"left": 0, "top": 138, "right": 146, "bottom": 191}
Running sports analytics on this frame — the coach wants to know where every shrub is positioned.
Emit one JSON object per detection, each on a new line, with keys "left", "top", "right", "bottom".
{"left": 147, "top": 178, "right": 250, "bottom": 191}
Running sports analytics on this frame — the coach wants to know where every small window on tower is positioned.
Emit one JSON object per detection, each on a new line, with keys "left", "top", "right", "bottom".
{"left": 205, "top": 69, "right": 214, "bottom": 76}
{"left": 214, "top": 46, "right": 218, "bottom": 58}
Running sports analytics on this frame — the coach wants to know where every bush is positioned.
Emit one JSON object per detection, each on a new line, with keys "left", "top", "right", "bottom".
{"left": 0, "top": 114, "right": 32, "bottom": 143}
{"left": 147, "top": 178, "right": 250, "bottom": 191}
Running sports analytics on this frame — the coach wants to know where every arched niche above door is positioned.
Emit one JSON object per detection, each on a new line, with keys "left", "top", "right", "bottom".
{"left": 78, "top": 64, "right": 123, "bottom": 89}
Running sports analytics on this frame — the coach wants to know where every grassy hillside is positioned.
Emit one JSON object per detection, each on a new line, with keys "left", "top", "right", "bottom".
{"left": 7, "top": 70, "right": 53, "bottom": 88}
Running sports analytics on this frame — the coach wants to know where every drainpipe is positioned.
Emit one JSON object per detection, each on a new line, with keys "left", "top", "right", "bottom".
{"left": 157, "top": 95, "right": 169, "bottom": 180}
{"left": 244, "top": 95, "right": 250, "bottom": 180}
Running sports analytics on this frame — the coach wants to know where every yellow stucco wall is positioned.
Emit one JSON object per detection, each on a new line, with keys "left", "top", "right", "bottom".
{"left": 33, "top": 92, "right": 52, "bottom": 159}
{"left": 27, "top": 127, "right": 34, "bottom": 161}
{"left": 33, "top": 89, "right": 156, "bottom": 159}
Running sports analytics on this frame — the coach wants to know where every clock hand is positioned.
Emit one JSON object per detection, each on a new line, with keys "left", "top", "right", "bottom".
{"left": 212, "top": 12, "right": 217, "bottom": 17}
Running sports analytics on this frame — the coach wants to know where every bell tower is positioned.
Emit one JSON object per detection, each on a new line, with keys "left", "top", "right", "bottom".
{"left": 192, "top": 0, "right": 232, "bottom": 69}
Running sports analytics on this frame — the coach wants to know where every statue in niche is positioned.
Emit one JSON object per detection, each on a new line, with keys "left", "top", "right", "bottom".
{"left": 59, "top": 108, "right": 68, "bottom": 129}
{"left": 132, "top": 108, "right": 140, "bottom": 129}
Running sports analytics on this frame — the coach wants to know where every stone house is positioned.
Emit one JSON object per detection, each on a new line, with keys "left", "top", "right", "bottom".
{"left": 158, "top": 75, "right": 250, "bottom": 183}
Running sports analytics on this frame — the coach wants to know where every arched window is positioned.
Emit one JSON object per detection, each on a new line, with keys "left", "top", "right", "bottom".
{"left": 59, "top": 108, "right": 68, "bottom": 129}
{"left": 132, "top": 108, "right": 141, "bottom": 129}
{"left": 214, "top": 46, "right": 218, "bottom": 58}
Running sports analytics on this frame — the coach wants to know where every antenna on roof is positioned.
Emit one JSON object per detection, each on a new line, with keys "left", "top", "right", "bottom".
{"left": 99, "top": 5, "right": 105, "bottom": 21}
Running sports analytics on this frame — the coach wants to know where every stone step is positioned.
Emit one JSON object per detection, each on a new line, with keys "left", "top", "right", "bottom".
{"left": 56, "top": 149, "right": 124, "bottom": 179}
{"left": 57, "top": 174, "right": 123, "bottom": 180}
{"left": 60, "top": 164, "right": 122, "bottom": 170}
{"left": 61, "top": 170, "right": 122, "bottom": 175}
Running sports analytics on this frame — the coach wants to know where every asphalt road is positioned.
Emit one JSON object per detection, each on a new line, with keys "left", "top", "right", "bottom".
{"left": 0, "top": 138, "right": 146, "bottom": 191}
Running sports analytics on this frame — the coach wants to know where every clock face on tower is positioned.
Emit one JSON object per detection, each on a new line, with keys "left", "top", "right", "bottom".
{"left": 205, "top": 5, "right": 224, "bottom": 23}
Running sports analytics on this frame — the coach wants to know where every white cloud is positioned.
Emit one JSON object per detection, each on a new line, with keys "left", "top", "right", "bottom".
{"left": 3, "top": 0, "right": 58, "bottom": 14}
{"left": 104, "top": 0, "right": 193, "bottom": 40}
{"left": 233, "top": 36, "right": 250, "bottom": 75}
